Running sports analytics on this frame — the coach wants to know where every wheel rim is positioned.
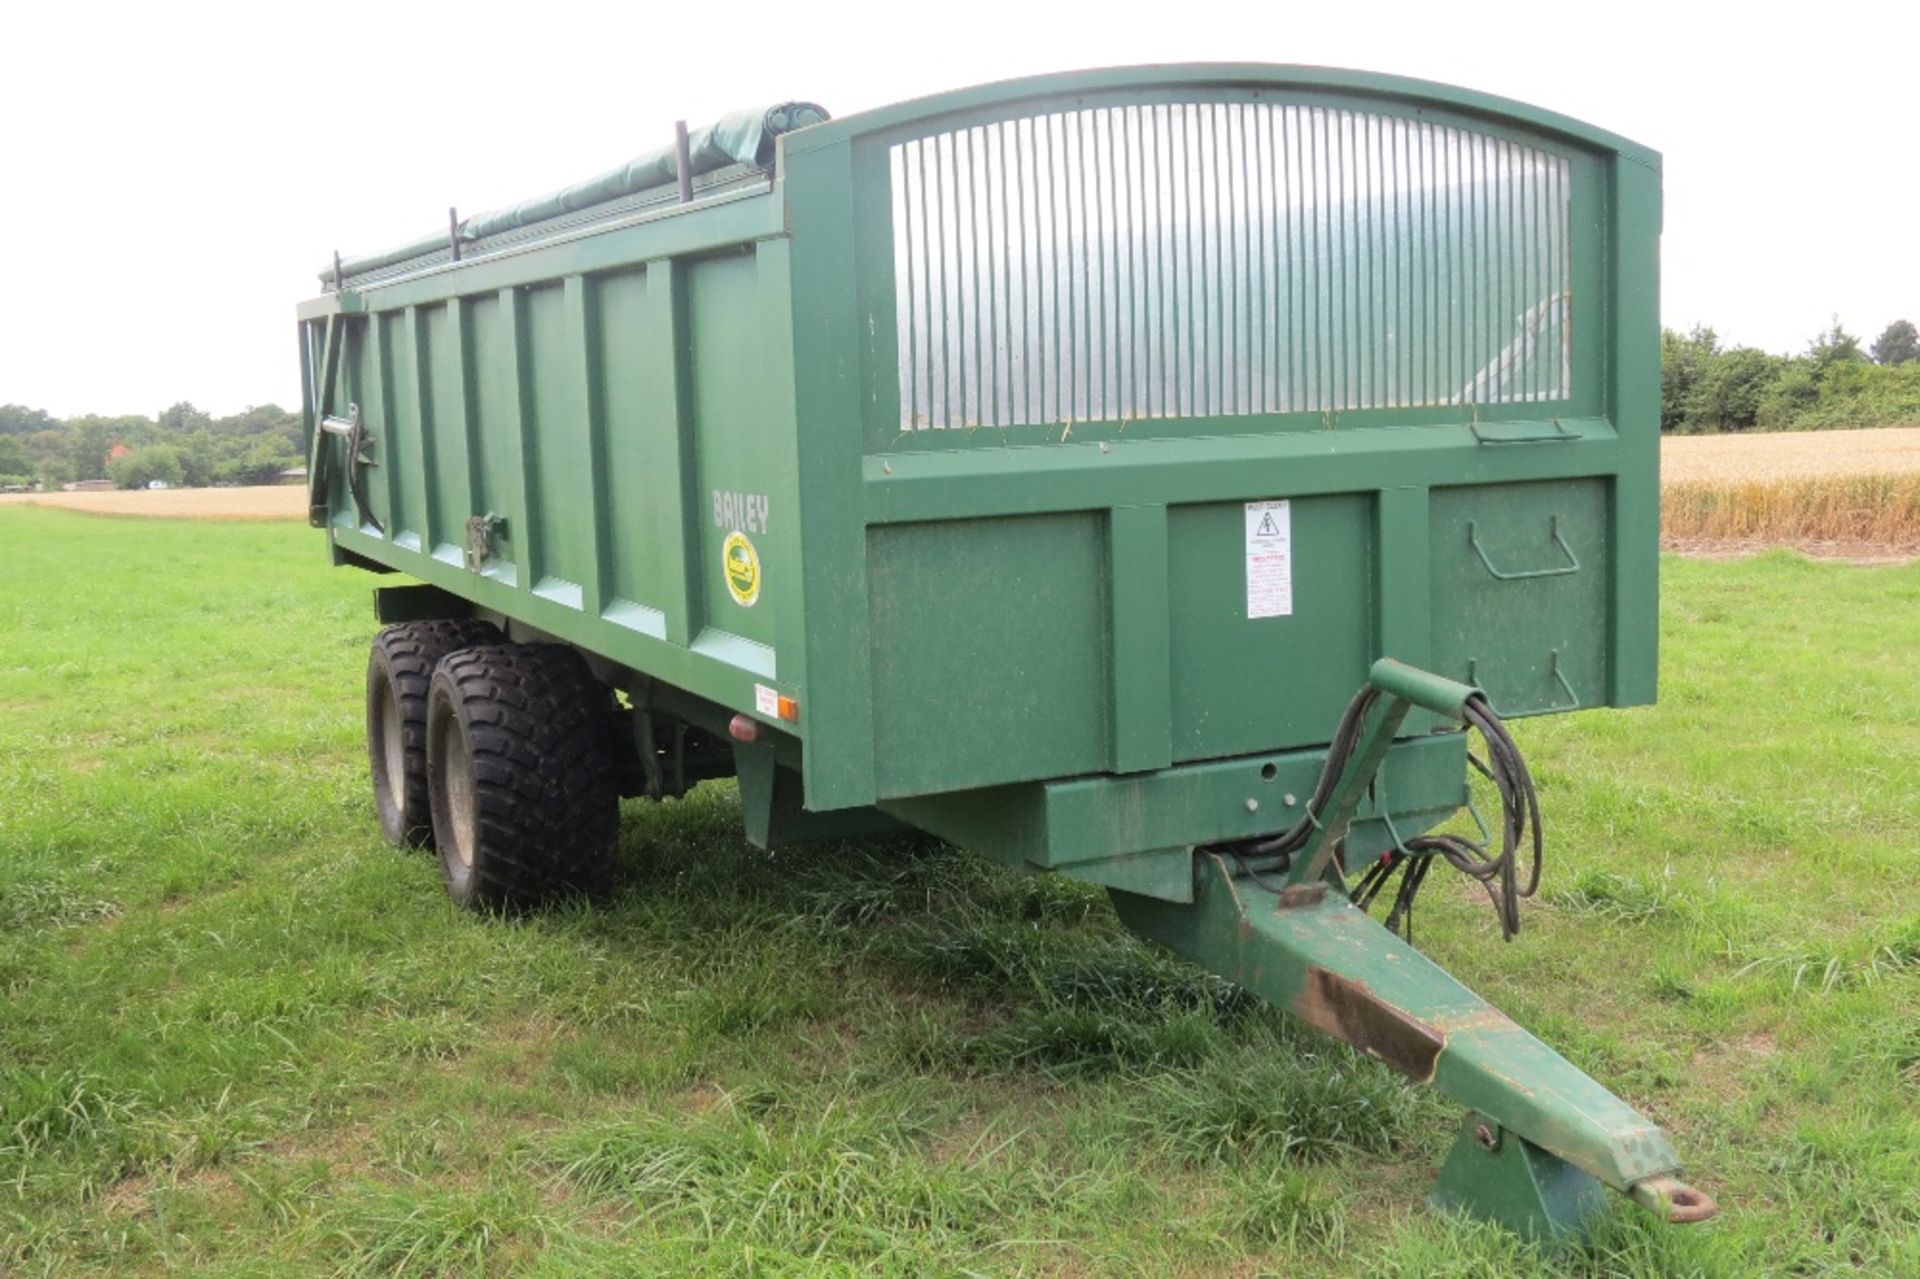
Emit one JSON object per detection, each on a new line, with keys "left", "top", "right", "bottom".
{"left": 380, "top": 684, "right": 406, "bottom": 812}
{"left": 442, "top": 723, "right": 477, "bottom": 871}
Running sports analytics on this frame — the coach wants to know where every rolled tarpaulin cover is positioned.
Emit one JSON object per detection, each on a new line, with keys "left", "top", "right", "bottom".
{"left": 322, "top": 102, "right": 829, "bottom": 286}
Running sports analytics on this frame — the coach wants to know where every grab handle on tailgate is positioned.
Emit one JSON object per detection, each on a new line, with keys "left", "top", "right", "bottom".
{"left": 1467, "top": 418, "right": 1578, "bottom": 445}
{"left": 1467, "top": 516, "right": 1579, "bottom": 581}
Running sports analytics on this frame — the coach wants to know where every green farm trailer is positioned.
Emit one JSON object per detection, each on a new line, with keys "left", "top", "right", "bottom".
{"left": 299, "top": 66, "right": 1710, "bottom": 1239}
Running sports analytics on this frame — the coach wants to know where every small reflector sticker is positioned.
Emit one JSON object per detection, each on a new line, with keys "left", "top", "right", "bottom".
{"left": 753, "top": 685, "right": 799, "bottom": 724}
{"left": 1245, "top": 500, "right": 1293, "bottom": 619}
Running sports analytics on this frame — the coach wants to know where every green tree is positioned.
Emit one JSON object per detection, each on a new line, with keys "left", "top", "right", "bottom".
{"left": 0, "top": 435, "right": 30, "bottom": 479}
{"left": 22, "top": 429, "right": 67, "bottom": 468}
{"left": 221, "top": 438, "right": 300, "bottom": 485}
{"left": 63, "top": 414, "right": 155, "bottom": 479}
{"left": 1756, "top": 361, "right": 1821, "bottom": 428}
{"left": 176, "top": 432, "right": 220, "bottom": 487}
{"left": 157, "top": 401, "right": 213, "bottom": 435}
{"left": 213, "top": 404, "right": 298, "bottom": 439}
{"left": 108, "top": 444, "right": 185, "bottom": 490}
{"left": 0, "top": 404, "right": 57, "bottom": 436}
{"left": 1871, "top": 319, "right": 1918, "bottom": 366}
{"left": 1806, "top": 319, "right": 1867, "bottom": 374}
{"left": 1659, "top": 326, "right": 1719, "bottom": 432}
{"left": 36, "top": 455, "right": 74, "bottom": 487}
{"left": 1686, "top": 346, "right": 1780, "bottom": 431}
{"left": 22, "top": 428, "right": 76, "bottom": 486}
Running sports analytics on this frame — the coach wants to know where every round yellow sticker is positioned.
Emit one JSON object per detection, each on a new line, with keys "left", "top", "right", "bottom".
{"left": 722, "top": 531, "right": 761, "bottom": 607}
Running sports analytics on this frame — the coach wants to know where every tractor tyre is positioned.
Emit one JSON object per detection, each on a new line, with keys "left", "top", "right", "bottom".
{"left": 424, "top": 644, "right": 619, "bottom": 908}
{"left": 366, "top": 618, "right": 500, "bottom": 848}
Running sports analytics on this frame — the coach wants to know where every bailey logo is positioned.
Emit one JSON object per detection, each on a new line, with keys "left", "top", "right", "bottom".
{"left": 712, "top": 490, "right": 770, "bottom": 535}
{"left": 722, "top": 531, "right": 761, "bottom": 607}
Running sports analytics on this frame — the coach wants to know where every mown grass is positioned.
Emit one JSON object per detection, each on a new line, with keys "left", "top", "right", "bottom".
{"left": 1, "top": 506, "right": 1916, "bottom": 1277}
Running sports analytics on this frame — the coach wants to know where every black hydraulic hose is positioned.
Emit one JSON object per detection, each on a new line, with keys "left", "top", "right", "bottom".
{"left": 1351, "top": 696, "right": 1541, "bottom": 942}
{"left": 1216, "top": 684, "right": 1542, "bottom": 944}
{"left": 1237, "top": 684, "right": 1381, "bottom": 862}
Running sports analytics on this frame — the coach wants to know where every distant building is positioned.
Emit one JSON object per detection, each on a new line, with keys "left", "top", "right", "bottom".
{"left": 106, "top": 443, "right": 133, "bottom": 465}
{"left": 278, "top": 466, "right": 308, "bottom": 486}
{"left": 67, "top": 479, "right": 116, "bottom": 492}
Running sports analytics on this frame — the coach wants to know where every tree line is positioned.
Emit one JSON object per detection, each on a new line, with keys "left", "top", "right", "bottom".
{"left": 1661, "top": 318, "right": 1919, "bottom": 434}
{"left": 0, "top": 402, "right": 304, "bottom": 491}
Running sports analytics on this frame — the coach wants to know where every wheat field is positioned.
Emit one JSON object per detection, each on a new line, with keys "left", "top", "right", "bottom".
{"left": 1661, "top": 426, "right": 1920, "bottom": 483}
{"left": 1661, "top": 427, "right": 1920, "bottom": 554}
{"left": 0, "top": 484, "right": 306, "bottom": 519}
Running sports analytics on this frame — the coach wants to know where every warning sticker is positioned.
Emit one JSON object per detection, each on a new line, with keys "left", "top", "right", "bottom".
{"left": 1244, "top": 500, "right": 1293, "bottom": 619}
{"left": 722, "top": 531, "right": 761, "bottom": 607}
{"left": 754, "top": 684, "right": 779, "bottom": 717}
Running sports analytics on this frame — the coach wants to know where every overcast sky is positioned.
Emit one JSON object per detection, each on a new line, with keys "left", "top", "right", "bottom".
{"left": 3, "top": 0, "right": 1914, "bottom": 417}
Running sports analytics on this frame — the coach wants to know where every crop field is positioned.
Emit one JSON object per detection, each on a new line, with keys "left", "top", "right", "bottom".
{"left": 0, "top": 484, "right": 306, "bottom": 520}
{"left": 1660, "top": 427, "right": 1920, "bottom": 557}
{"left": 2, "top": 503, "right": 1918, "bottom": 1277}
{"left": 1660, "top": 427, "right": 1920, "bottom": 484}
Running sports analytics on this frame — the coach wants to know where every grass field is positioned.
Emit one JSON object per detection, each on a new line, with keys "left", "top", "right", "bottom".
{"left": 2, "top": 510, "right": 1917, "bottom": 1277}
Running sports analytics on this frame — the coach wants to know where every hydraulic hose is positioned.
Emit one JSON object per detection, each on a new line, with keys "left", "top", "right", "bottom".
{"left": 1219, "top": 685, "right": 1542, "bottom": 944}
{"left": 1352, "top": 695, "right": 1542, "bottom": 942}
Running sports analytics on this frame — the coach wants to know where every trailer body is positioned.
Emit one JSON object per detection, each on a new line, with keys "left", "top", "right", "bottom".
{"left": 303, "top": 66, "right": 1700, "bottom": 1238}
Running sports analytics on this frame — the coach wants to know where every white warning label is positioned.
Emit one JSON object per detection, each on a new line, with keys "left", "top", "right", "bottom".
{"left": 1244, "top": 500, "right": 1293, "bottom": 619}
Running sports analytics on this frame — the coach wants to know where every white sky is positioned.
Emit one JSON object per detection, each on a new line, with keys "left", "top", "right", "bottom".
{"left": 2, "top": 0, "right": 1915, "bottom": 418}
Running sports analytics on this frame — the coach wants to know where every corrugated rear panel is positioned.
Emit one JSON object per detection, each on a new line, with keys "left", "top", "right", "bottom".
{"left": 890, "top": 102, "right": 1571, "bottom": 430}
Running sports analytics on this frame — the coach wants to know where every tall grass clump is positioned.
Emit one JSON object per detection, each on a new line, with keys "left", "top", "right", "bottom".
{"left": 545, "top": 1094, "right": 1057, "bottom": 1267}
